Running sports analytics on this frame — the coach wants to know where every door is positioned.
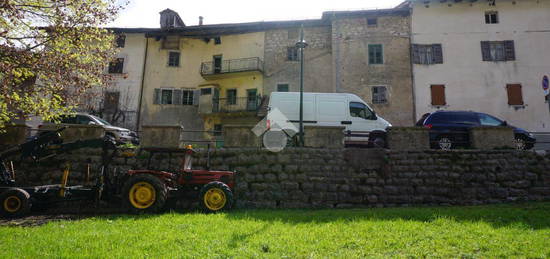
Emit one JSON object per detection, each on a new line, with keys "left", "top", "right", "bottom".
{"left": 347, "top": 102, "right": 378, "bottom": 143}
{"left": 213, "top": 55, "right": 222, "bottom": 74}
{"left": 246, "top": 89, "right": 258, "bottom": 111}
{"left": 213, "top": 88, "right": 220, "bottom": 112}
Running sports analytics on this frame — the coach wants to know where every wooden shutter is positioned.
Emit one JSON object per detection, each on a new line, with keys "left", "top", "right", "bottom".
{"left": 173, "top": 89, "right": 182, "bottom": 105}
{"left": 504, "top": 40, "right": 515, "bottom": 61}
{"left": 481, "top": 41, "right": 491, "bottom": 61}
{"left": 153, "top": 89, "right": 160, "bottom": 104}
{"left": 432, "top": 44, "right": 443, "bottom": 64}
{"left": 412, "top": 44, "right": 421, "bottom": 64}
{"left": 430, "top": 85, "right": 446, "bottom": 106}
{"left": 506, "top": 84, "right": 523, "bottom": 105}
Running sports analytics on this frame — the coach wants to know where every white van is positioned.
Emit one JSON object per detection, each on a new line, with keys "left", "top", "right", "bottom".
{"left": 267, "top": 92, "right": 391, "bottom": 145}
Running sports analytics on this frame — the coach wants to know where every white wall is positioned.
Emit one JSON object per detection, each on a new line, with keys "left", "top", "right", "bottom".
{"left": 411, "top": 0, "right": 550, "bottom": 131}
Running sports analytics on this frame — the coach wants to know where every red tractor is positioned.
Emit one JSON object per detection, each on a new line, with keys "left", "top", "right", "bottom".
{"left": 0, "top": 130, "right": 235, "bottom": 217}
{"left": 119, "top": 147, "right": 236, "bottom": 213}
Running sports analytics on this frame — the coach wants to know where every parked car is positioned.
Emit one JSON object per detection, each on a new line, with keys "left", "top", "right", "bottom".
{"left": 268, "top": 92, "right": 392, "bottom": 146}
{"left": 419, "top": 111, "right": 536, "bottom": 150}
{"left": 40, "top": 113, "right": 139, "bottom": 144}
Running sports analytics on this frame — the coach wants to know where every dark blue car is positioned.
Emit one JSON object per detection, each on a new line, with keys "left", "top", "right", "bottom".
{"left": 419, "top": 111, "right": 536, "bottom": 150}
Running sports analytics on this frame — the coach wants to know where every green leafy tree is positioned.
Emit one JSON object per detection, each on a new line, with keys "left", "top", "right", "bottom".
{"left": 0, "top": 0, "right": 126, "bottom": 128}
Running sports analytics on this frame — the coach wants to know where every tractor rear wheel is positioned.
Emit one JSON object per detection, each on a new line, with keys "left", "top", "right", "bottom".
{"left": 199, "top": 181, "right": 233, "bottom": 213}
{"left": 0, "top": 188, "right": 31, "bottom": 218}
{"left": 122, "top": 174, "right": 167, "bottom": 214}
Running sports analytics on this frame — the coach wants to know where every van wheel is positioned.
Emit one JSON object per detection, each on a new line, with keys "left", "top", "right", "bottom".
{"left": 437, "top": 136, "right": 453, "bottom": 151}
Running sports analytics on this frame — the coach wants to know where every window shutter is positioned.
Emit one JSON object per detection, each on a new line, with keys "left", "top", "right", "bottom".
{"left": 432, "top": 44, "right": 443, "bottom": 64}
{"left": 173, "top": 89, "right": 182, "bottom": 105}
{"left": 481, "top": 41, "right": 491, "bottom": 61}
{"left": 506, "top": 84, "right": 523, "bottom": 105}
{"left": 504, "top": 40, "right": 515, "bottom": 61}
{"left": 153, "top": 89, "right": 160, "bottom": 104}
{"left": 412, "top": 44, "right": 421, "bottom": 64}
{"left": 430, "top": 85, "right": 446, "bottom": 106}
{"left": 193, "top": 90, "right": 200, "bottom": 105}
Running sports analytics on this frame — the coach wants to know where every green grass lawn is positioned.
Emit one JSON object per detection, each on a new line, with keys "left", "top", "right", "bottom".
{"left": 1, "top": 202, "right": 549, "bottom": 258}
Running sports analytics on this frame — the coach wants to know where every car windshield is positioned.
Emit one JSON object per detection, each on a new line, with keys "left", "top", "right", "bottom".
{"left": 90, "top": 115, "right": 111, "bottom": 126}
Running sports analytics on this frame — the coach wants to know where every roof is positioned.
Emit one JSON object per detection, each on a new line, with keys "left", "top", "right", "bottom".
{"left": 108, "top": 7, "right": 409, "bottom": 37}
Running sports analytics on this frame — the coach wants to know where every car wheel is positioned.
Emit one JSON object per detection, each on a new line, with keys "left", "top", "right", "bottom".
{"left": 514, "top": 138, "right": 527, "bottom": 151}
{"left": 199, "top": 181, "right": 233, "bottom": 213}
{"left": 437, "top": 136, "right": 453, "bottom": 151}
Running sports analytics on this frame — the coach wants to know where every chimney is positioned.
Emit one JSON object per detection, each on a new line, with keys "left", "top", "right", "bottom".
{"left": 199, "top": 16, "right": 204, "bottom": 26}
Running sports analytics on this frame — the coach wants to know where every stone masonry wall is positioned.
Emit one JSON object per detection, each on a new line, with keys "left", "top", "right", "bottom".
{"left": 331, "top": 12, "right": 414, "bottom": 126}
{"left": 6, "top": 148, "right": 550, "bottom": 209}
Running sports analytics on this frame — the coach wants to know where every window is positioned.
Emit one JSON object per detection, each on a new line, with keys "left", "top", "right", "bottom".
{"left": 153, "top": 88, "right": 195, "bottom": 105}
{"left": 367, "top": 18, "right": 378, "bottom": 27}
{"left": 287, "top": 47, "right": 299, "bottom": 61}
{"left": 161, "top": 89, "right": 173, "bottom": 105}
{"left": 412, "top": 44, "right": 443, "bottom": 65}
{"left": 201, "top": 88, "right": 212, "bottom": 95}
{"left": 115, "top": 34, "right": 126, "bottom": 48}
{"left": 104, "top": 91, "right": 120, "bottom": 111}
{"left": 76, "top": 115, "right": 93, "bottom": 125}
{"left": 430, "top": 85, "right": 446, "bottom": 106}
{"left": 108, "top": 58, "right": 124, "bottom": 74}
{"left": 368, "top": 44, "right": 383, "bottom": 64}
{"left": 485, "top": 11, "right": 498, "bottom": 24}
{"left": 372, "top": 86, "right": 387, "bottom": 104}
{"left": 182, "top": 90, "right": 194, "bottom": 105}
{"left": 226, "top": 89, "right": 237, "bottom": 105}
{"left": 214, "top": 37, "right": 221, "bottom": 45}
{"left": 350, "top": 102, "right": 375, "bottom": 120}
{"left": 506, "top": 84, "right": 524, "bottom": 105}
{"left": 481, "top": 41, "right": 515, "bottom": 61}
{"left": 277, "top": 84, "right": 289, "bottom": 92}
{"left": 162, "top": 35, "right": 180, "bottom": 50}
{"left": 168, "top": 52, "right": 180, "bottom": 67}
{"left": 478, "top": 113, "right": 504, "bottom": 126}
{"left": 213, "top": 124, "right": 223, "bottom": 136}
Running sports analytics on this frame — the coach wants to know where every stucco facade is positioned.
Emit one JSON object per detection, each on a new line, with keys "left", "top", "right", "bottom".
{"left": 139, "top": 31, "right": 265, "bottom": 133}
{"left": 411, "top": 0, "right": 550, "bottom": 131}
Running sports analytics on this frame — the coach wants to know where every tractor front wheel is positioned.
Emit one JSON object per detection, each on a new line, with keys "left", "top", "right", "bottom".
{"left": 0, "top": 188, "right": 31, "bottom": 218}
{"left": 122, "top": 174, "right": 167, "bottom": 214}
{"left": 199, "top": 182, "right": 233, "bottom": 213}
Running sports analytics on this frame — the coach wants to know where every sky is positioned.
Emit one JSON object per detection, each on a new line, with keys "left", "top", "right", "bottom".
{"left": 110, "top": 0, "right": 405, "bottom": 28}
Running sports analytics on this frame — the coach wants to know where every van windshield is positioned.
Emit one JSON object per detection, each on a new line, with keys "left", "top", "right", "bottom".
{"left": 350, "top": 102, "right": 375, "bottom": 120}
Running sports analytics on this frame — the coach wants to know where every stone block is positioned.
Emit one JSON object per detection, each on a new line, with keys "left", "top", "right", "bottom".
{"left": 304, "top": 126, "right": 344, "bottom": 148}
{"left": 386, "top": 127, "right": 430, "bottom": 150}
{"left": 469, "top": 127, "right": 515, "bottom": 150}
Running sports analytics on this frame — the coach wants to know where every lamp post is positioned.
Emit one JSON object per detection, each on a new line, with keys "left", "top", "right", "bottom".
{"left": 295, "top": 25, "right": 308, "bottom": 146}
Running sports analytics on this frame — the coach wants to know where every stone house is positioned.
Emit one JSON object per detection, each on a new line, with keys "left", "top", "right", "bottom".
{"left": 101, "top": 5, "right": 415, "bottom": 137}
{"left": 409, "top": 0, "right": 550, "bottom": 131}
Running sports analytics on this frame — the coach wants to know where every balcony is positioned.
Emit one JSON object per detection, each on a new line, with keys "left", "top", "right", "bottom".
{"left": 200, "top": 57, "right": 263, "bottom": 79}
{"left": 213, "top": 96, "right": 261, "bottom": 113}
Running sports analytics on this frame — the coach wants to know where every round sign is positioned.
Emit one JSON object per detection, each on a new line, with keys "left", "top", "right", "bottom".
{"left": 543, "top": 75, "right": 549, "bottom": 91}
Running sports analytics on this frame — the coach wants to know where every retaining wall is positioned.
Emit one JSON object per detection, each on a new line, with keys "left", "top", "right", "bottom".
{"left": 5, "top": 148, "right": 550, "bottom": 209}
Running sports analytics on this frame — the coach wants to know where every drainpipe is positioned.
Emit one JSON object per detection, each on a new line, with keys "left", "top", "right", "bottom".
{"left": 136, "top": 36, "right": 149, "bottom": 131}
{"left": 408, "top": 5, "right": 417, "bottom": 124}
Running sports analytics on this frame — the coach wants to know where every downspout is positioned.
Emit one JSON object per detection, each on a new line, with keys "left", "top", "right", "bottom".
{"left": 408, "top": 4, "right": 417, "bottom": 124}
{"left": 136, "top": 36, "right": 149, "bottom": 131}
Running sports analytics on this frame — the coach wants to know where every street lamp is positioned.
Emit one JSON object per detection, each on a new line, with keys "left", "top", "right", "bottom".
{"left": 295, "top": 25, "right": 308, "bottom": 147}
